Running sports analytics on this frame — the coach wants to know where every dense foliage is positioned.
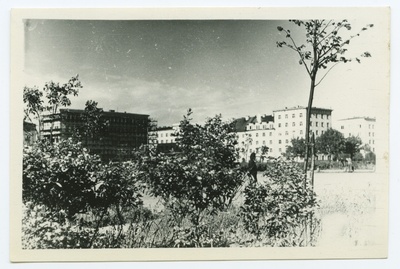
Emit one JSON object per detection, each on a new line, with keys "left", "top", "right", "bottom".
{"left": 139, "top": 110, "right": 245, "bottom": 225}
{"left": 23, "top": 139, "right": 142, "bottom": 221}
{"left": 22, "top": 109, "right": 323, "bottom": 249}
{"left": 240, "top": 158, "right": 318, "bottom": 246}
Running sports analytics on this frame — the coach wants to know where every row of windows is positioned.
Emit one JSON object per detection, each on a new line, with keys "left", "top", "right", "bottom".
{"left": 158, "top": 132, "right": 175, "bottom": 137}
{"left": 159, "top": 139, "right": 175, "bottom": 144}
{"left": 243, "top": 140, "right": 273, "bottom": 146}
{"left": 241, "top": 132, "right": 273, "bottom": 138}
{"left": 277, "top": 113, "right": 303, "bottom": 119}
{"left": 277, "top": 121, "right": 330, "bottom": 128}
{"left": 277, "top": 112, "right": 330, "bottom": 120}
{"left": 247, "top": 124, "right": 274, "bottom": 130}
{"left": 62, "top": 114, "right": 147, "bottom": 124}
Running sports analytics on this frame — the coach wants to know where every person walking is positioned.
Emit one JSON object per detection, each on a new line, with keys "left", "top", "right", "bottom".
{"left": 248, "top": 152, "right": 258, "bottom": 183}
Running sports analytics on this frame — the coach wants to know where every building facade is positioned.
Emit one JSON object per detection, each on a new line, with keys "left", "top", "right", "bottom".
{"left": 335, "top": 117, "right": 376, "bottom": 153}
{"left": 235, "top": 106, "right": 332, "bottom": 160}
{"left": 42, "top": 109, "right": 149, "bottom": 161}
{"left": 154, "top": 124, "right": 179, "bottom": 153}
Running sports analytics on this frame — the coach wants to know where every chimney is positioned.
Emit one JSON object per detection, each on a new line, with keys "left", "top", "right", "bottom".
{"left": 257, "top": 114, "right": 262, "bottom": 123}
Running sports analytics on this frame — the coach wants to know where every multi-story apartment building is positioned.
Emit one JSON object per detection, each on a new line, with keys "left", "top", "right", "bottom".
{"left": 273, "top": 106, "right": 332, "bottom": 155}
{"left": 234, "top": 106, "right": 332, "bottom": 160}
{"left": 234, "top": 114, "right": 275, "bottom": 160}
{"left": 335, "top": 117, "right": 376, "bottom": 153}
{"left": 42, "top": 109, "right": 149, "bottom": 161}
{"left": 155, "top": 124, "right": 179, "bottom": 153}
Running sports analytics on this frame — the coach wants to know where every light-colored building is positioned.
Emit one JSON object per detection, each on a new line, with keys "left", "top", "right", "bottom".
{"left": 154, "top": 124, "right": 180, "bottom": 152}
{"left": 273, "top": 106, "right": 332, "bottom": 155}
{"left": 234, "top": 106, "right": 332, "bottom": 160}
{"left": 235, "top": 114, "right": 275, "bottom": 160}
{"left": 335, "top": 117, "right": 376, "bottom": 153}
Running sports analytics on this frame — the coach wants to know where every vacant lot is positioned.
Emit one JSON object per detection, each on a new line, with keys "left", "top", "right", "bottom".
{"left": 313, "top": 171, "right": 387, "bottom": 247}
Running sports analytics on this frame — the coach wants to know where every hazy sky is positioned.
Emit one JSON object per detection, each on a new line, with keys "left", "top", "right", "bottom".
{"left": 23, "top": 19, "right": 388, "bottom": 126}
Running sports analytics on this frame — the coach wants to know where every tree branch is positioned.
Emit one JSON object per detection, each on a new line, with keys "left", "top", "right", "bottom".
{"left": 315, "top": 62, "right": 340, "bottom": 87}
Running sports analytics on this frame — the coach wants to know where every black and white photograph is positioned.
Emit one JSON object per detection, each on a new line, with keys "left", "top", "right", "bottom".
{"left": 9, "top": 7, "right": 391, "bottom": 262}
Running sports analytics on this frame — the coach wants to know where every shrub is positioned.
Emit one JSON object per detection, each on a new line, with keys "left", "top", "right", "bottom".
{"left": 139, "top": 110, "right": 245, "bottom": 226}
{"left": 23, "top": 139, "right": 102, "bottom": 219}
{"left": 22, "top": 138, "right": 144, "bottom": 248}
{"left": 240, "top": 157, "right": 319, "bottom": 246}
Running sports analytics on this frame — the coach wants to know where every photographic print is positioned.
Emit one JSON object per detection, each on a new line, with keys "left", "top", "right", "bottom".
{"left": 10, "top": 7, "right": 390, "bottom": 262}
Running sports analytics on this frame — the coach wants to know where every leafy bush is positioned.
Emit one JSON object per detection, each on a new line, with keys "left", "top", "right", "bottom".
{"left": 139, "top": 110, "right": 245, "bottom": 226}
{"left": 23, "top": 139, "right": 142, "bottom": 220}
{"left": 22, "top": 138, "right": 144, "bottom": 248}
{"left": 240, "top": 158, "right": 319, "bottom": 246}
{"left": 23, "top": 139, "right": 102, "bottom": 219}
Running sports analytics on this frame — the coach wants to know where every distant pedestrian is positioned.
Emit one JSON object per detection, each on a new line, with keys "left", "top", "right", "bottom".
{"left": 240, "top": 158, "right": 247, "bottom": 169}
{"left": 248, "top": 152, "right": 257, "bottom": 182}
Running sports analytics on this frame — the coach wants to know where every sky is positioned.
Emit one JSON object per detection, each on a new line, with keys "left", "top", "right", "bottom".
{"left": 23, "top": 19, "right": 389, "bottom": 126}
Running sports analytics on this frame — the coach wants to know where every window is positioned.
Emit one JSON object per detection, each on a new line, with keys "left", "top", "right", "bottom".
{"left": 316, "top": 130, "right": 318, "bottom": 135}
{"left": 285, "top": 123, "right": 288, "bottom": 127}
{"left": 341, "top": 125, "right": 344, "bottom": 129}
{"left": 285, "top": 114, "right": 288, "bottom": 119}
{"left": 248, "top": 126, "right": 252, "bottom": 130}
{"left": 300, "top": 121, "right": 303, "bottom": 126}
{"left": 292, "top": 122, "right": 295, "bottom": 127}
{"left": 278, "top": 123, "right": 281, "bottom": 127}
{"left": 279, "top": 140, "right": 282, "bottom": 144}
{"left": 269, "top": 132, "right": 272, "bottom": 136}
{"left": 279, "top": 148, "right": 282, "bottom": 152}
{"left": 300, "top": 130, "right": 303, "bottom": 134}
{"left": 299, "top": 113, "right": 303, "bottom": 117}
{"left": 263, "top": 140, "right": 266, "bottom": 145}
{"left": 292, "top": 113, "right": 295, "bottom": 118}
{"left": 269, "top": 140, "right": 272, "bottom": 144}
{"left": 316, "top": 122, "right": 318, "bottom": 127}
{"left": 278, "top": 115, "right": 281, "bottom": 119}
{"left": 321, "top": 130, "right": 324, "bottom": 135}
{"left": 285, "top": 139, "right": 289, "bottom": 143}
{"left": 256, "top": 141, "right": 259, "bottom": 145}
{"left": 285, "top": 131, "right": 289, "bottom": 135}
{"left": 321, "top": 122, "right": 324, "bottom": 127}
{"left": 256, "top": 133, "right": 259, "bottom": 137}
{"left": 262, "top": 132, "right": 266, "bottom": 137}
